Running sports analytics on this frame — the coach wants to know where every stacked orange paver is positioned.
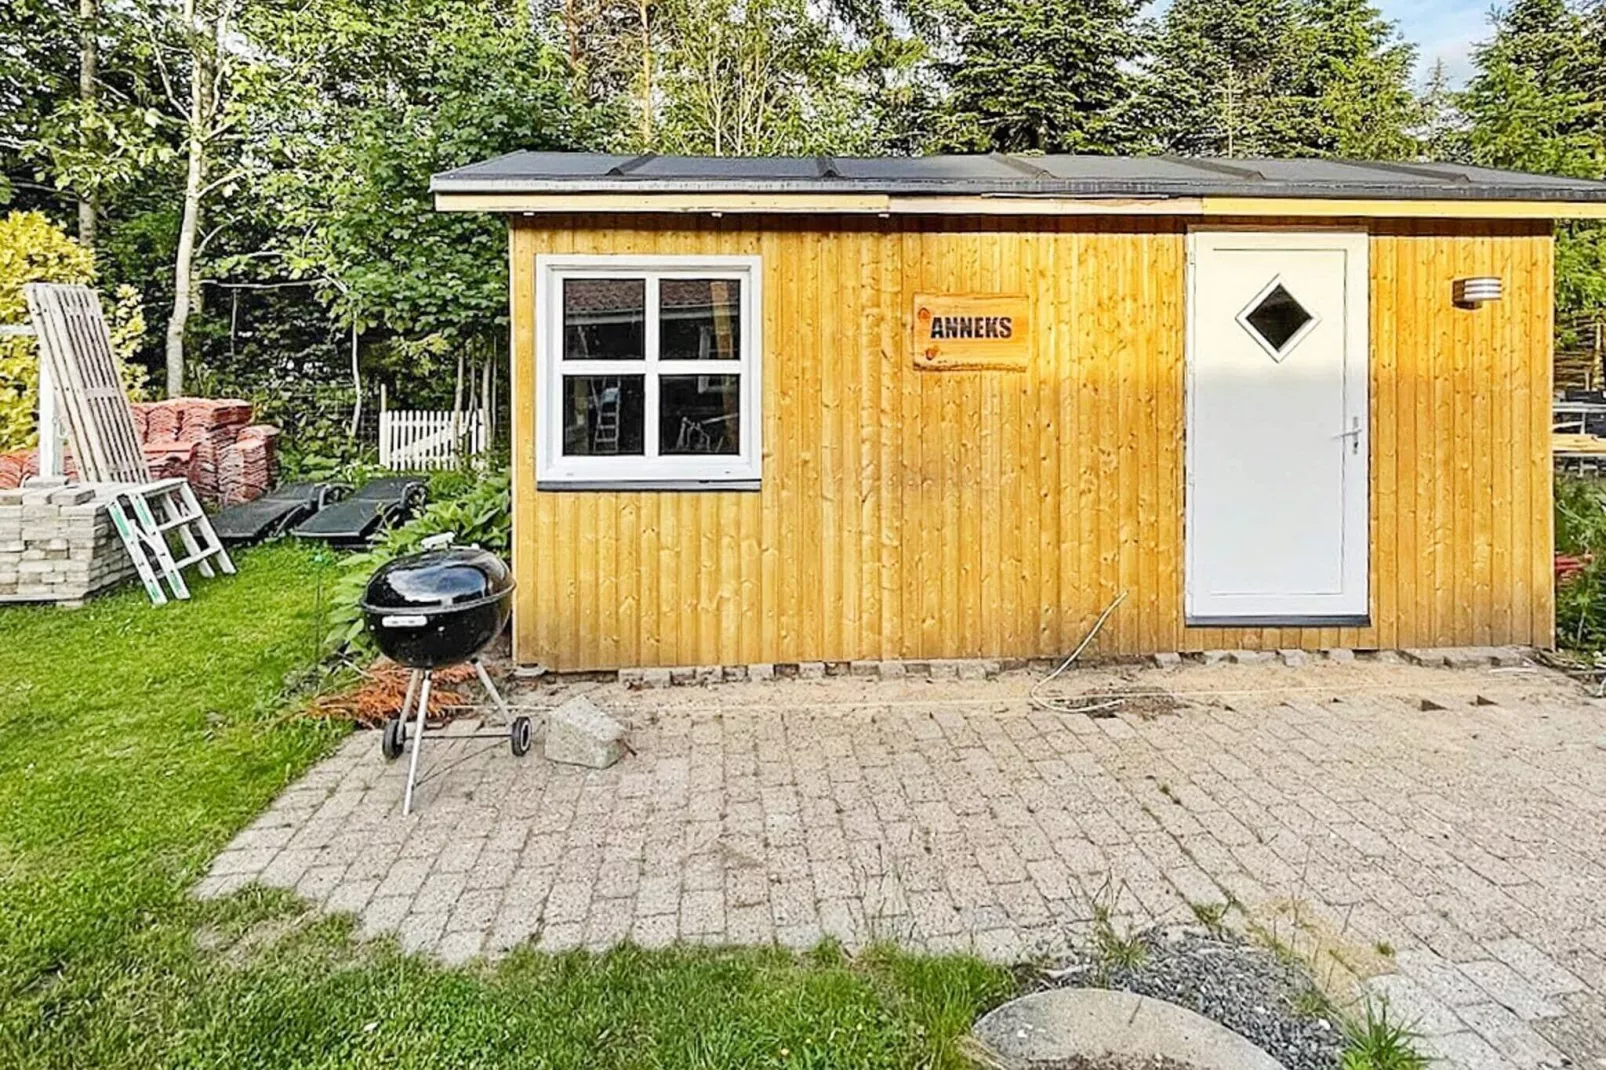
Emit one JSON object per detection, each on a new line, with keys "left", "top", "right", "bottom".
{"left": 0, "top": 398, "right": 280, "bottom": 507}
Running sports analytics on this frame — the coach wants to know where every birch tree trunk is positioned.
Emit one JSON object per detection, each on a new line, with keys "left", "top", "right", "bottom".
{"left": 163, "top": 0, "right": 207, "bottom": 397}
{"left": 165, "top": 113, "right": 204, "bottom": 396}
{"left": 78, "top": 0, "right": 98, "bottom": 247}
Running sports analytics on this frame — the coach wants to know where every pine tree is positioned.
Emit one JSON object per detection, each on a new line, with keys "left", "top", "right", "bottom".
{"left": 1139, "top": 0, "right": 1316, "bottom": 157}
{"left": 1460, "top": 0, "right": 1600, "bottom": 177}
{"left": 1461, "top": 0, "right": 1604, "bottom": 350}
{"left": 1299, "top": 0, "right": 1420, "bottom": 159}
{"left": 1140, "top": 0, "right": 1418, "bottom": 159}
{"left": 933, "top": 0, "right": 1143, "bottom": 154}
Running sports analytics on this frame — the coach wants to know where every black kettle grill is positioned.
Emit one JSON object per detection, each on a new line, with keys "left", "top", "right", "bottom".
{"left": 360, "top": 543, "right": 531, "bottom": 814}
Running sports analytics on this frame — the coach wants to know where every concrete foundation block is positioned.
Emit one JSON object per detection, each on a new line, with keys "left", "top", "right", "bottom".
{"left": 668, "top": 666, "right": 696, "bottom": 686}
{"left": 1201, "top": 650, "right": 1231, "bottom": 665}
{"left": 694, "top": 665, "right": 722, "bottom": 686}
{"left": 1277, "top": 649, "right": 1309, "bottom": 667}
{"left": 1324, "top": 648, "right": 1356, "bottom": 663}
{"left": 877, "top": 660, "right": 907, "bottom": 679}
{"left": 617, "top": 668, "right": 645, "bottom": 688}
{"left": 747, "top": 663, "right": 775, "bottom": 682}
{"left": 544, "top": 695, "right": 628, "bottom": 769}
{"left": 642, "top": 668, "right": 673, "bottom": 689}
{"left": 722, "top": 665, "right": 747, "bottom": 682}
{"left": 849, "top": 659, "right": 878, "bottom": 677}
{"left": 956, "top": 659, "right": 993, "bottom": 680}
{"left": 1402, "top": 648, "right": 1449, "bottom": 667}
{"left": 1152, "top": 652, "right": 1182, "bottom": 668}
{"left": 798, "top": 661, "right": 826, "bottom": 680}
{"left": 927, "top": 659, "right": 960, "bottom": 679}
{"left": 1227, "top": 650, "right": 1274, "bottom": 665}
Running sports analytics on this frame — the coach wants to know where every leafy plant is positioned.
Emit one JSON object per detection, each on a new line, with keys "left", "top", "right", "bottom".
{"left": 1555, "top": 475, "right": 1606, "bottom": 650}
{"left": 1340, "top": 998, "right": 1430, "bottom": 1070}
{"left": 0, "top": 211, "right": 146, "bottom": 451}
{"left": 322, "top": 465, "right": 511, "bottom": 655}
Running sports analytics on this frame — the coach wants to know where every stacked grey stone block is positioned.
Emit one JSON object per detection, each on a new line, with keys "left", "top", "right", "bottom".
{"left": 0, "top": 481, "right": 136, "bottom": 606}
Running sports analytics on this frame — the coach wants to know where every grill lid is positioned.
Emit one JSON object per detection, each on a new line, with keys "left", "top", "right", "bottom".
{"left": 359, "top": 547, "right": 514, "bottom": 615}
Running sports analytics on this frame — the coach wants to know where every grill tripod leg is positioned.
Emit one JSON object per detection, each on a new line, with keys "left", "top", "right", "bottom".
{"left": 403, "top": 671, "right": 432, "bottom": 816}
{"left": 471, "top": 657, "right": 509, "bottom": 718}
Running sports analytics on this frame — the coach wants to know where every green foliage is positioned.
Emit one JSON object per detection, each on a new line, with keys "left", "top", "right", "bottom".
{"left": 0, "top": 210, "right": 146, "bottom": 451}
{"left": 1339, "top": 998, "right": 1430, "bottom": 1070}
{"left": 931, "top": 0, "right": 1143, "bottom": 153}
{"left": 323, "top": 465, "right": 513, "bottom": 654}
{"left": 653, "top": 0, "right": 889, "bottom": 155}
{"left": 0, "top": 541, "right": 1012, "bottom": 1068}
{"left": 1554, "top": 475, "right": 1606, "bottom": 649}
{"left": 1138, "top": 0, "right": 1420, "bottom": 158}
{"left": 1459, "top": 0, "right": 1606, "bottom": 348}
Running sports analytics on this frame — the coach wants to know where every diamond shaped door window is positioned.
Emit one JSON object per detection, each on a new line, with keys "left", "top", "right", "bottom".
{"left": 1237, "top": 278, "right": 1318, "bottom": 361}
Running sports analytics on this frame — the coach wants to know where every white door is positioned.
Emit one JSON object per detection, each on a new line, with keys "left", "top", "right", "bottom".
{"left": 1186, "top": 230, "right": 1369, "bottom": 625}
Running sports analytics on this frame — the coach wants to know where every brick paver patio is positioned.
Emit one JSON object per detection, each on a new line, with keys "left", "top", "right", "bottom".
{"left": 203, "top": 658, "right": 1606, "bottom": 1069}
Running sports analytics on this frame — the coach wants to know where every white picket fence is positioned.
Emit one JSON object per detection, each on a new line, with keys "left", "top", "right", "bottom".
{"left": 379, "top": 408, "right": 489, "bottom": 470}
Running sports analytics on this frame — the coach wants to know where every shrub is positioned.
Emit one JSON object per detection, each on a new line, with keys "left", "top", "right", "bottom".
{"left": 1556, "top": 474, "right": 1606, "bottom": 650}
{"left": 0, "top": 211, "right": 147, "bottom": 451}
{"left": 323, "top": 464, "right": 512, "bottom": 655}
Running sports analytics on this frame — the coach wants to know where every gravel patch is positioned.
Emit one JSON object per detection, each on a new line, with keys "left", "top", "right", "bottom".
{"left": 1039, "top": 927, "right": 1342, "bottom": 1070}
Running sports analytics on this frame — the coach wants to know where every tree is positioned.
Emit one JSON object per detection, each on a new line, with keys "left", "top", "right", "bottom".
{"left": 932, "top": 0, "right": 1143, "bottom": 153}
{"left": 1139, "top": 0, "right": 1418, "bottom": 158}
{"left": 1140, "top": 0, "right": 1314, "bottom": 156}
{"left": 1299, "top": 0, "right": 1419, "bottom": 159}
{"left": 652, "top": 0, "right": 884, "bottom": 155}
{"left": 1459, "top": 0, "right": 1605, "bottom": 351}
{"left": 225, "top": 0, "right": 603, "bottom": 419}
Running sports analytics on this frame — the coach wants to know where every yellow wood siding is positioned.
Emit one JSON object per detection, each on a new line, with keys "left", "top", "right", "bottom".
{"left": 509, "top": 215, "right": 1554, "bottom": 670}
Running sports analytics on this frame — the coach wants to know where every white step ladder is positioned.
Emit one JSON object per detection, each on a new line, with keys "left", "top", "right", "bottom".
{"left": 105, "top": 478, "right": 235, "bottom": 605}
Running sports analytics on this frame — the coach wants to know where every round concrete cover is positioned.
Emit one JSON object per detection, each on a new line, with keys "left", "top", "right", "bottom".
{"left": 972, "top": 988, "right": 1287, "bottom": 1070}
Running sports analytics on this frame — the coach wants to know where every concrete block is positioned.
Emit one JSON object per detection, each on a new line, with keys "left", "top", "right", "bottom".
{"left": 722, "top": 665, "right": 747, "bottom": 682}
{"left": 48, "top": 487, "right": 95, "bottom": 506}
{"left": 0, "top": 490, "right": 24, "bottom": 505}
{"left": 1152, "top": 652, "right": 1182, "bottom": 668}
{"left": 849, "top": 659, "right": 878, "bottom": 677}
{"left": 877, "top": 660, "right": 907, "bottom": 679}
{"left": 747, "top": 663, "right": 775, "bottom": 682}
{"left": 1402, "top": 648, "right": 1448, "bottom": 667}
{"left": 544, "top": 695, "right": 627, "bottom": 769}
{"left": 642, "top": 668, "right": 672, "bottom": 689}
{"left": 1324, "top": 648, "right": 1356, "bottom": 663}
{"left": 1201, "top": 650, "right": 1231, "bottom": 665}
{"left": 927, "top": 659, "right": 960, "bottom": 679}
{"left": 1227, "top": 650, "right": 1273, "bottom": 665}
{"left": 668, "top": 666, "right": 696, "bottom": 686}
{"left": 694, "top": 665, "right": 722, "bottom": 686}
{"left": 957, "top": 659, "right": 991, "bottom": 680}
{"left": 798, "top": 661, "right": 826, "bottom": 680}
{"left": 21, "top": 475, "right": 68, "bottom": 489}
{"left": 617, "top": 668, "right": 645, "bottom": 688}
{"left": 1439, "top": 647, "right": 1490, "bottom": 669}
{"left": 1277, "top": 649, "right": 1309, "bottom": 667}
{"left": 1370, "top": 649, "right": 1403, "bottom": 665}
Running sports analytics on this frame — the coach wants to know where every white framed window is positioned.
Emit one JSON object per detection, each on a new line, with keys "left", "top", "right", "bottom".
{"left": 536, "top": 253, "right": 762, "bottom": 489}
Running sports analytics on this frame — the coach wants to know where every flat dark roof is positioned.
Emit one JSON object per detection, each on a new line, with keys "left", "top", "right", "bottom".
{"left": 432, "top": 151, "right": 1606, "bottom": 203}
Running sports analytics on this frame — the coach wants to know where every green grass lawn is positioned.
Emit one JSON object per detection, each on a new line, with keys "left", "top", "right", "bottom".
{"left": 0, "top": 543, "right": 1010, "bottom": 1068}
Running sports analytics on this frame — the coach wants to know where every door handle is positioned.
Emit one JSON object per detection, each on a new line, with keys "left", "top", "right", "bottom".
{"left": 1335, "top": 417, "right": 1362, "bottom": 454}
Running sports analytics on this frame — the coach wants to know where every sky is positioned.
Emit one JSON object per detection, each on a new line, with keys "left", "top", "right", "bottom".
{"left": 1384, "top": 0, "right": 1494, "bottom": 85}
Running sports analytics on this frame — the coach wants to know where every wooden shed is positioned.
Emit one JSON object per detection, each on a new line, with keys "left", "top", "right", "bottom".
{"left": 432, "top": 153, "right": 1606, "bottom": 672}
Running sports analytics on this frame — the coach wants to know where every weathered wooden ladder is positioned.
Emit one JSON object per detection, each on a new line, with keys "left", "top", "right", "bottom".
{"left": 103, "top": 478, "right": 234, "bottom": 605}
{"left": 23, "top": 282, "right": 235, "bottom": 605}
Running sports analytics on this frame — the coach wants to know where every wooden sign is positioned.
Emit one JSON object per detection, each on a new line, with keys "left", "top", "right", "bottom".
{"left": 912, "top": 294, "right": 1030, "bottom": 370}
